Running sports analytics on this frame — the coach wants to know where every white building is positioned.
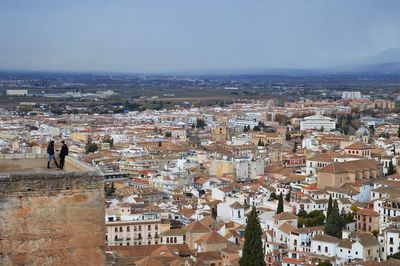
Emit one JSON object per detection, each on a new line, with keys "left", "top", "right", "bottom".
{"left": 233, "top": 157, "right": 264, "bottom": 180}
{"left": 7, "top": 89, "right": 28, "bottom": 96}
{"left": 342, "top": 91, "right": 362, "bottom": 99}
{"left": 300, "top": 113, "right": 336, "bottom": 131}
{"left": 216, "top": 198, "right": 246, "bottom": 225}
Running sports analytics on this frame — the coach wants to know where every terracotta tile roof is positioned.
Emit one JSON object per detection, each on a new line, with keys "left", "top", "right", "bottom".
{"left": 338, "top": 239, "right": 352, "bottom": 249}
{"left": 312, "top": 234, "right": 340, "bottom": 243}
{"left": 345, "top": 142, "right": 371, "bottom": 150}
{"left": 278, "top": 222, "right": 297, "bottom": 235}
{"left": 229, "top": 201, "right": 244, "bottom": 209}
{"left": 273, "top": 212, "right": 298, "bottom": 221}
{"left": 184, "top": 221, "right": 211, "bottom": 233}
{"left": 195, "top": 231, "right": 227, "bottom": 244}
{"left": 356, "top": 208, "right": 379, "bottom": 217}
{"left": 349, "top": 232, "right": 379, "bottom": 247}
{"left": 195, "top": 251, "right": 223, "bottom": 263}
{"left": 109, "top": 244, "right": 190, "bottom": 258}
{"left": 291, "top": 225, "right": 324, "bottom": 235}
{"left": 161, "top": 228, "right": 186, "bottom": 236}
{"left": 319, "top": 159, "right": 381, "bottom": 174}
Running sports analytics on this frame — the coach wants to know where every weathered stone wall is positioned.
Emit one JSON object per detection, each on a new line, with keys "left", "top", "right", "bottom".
{"left": 0, "top": 169, "right": 105, "bottom": 266}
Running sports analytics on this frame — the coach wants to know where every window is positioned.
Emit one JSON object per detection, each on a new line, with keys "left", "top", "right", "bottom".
{"left": 167, "top": 238, "right": 169, "bottom": 243}
{"left": 318, "top": 245, "right": 321, "bottom": 251}
{"left": 127, "top": 226, "right": 130, "bottom": 232}
{"left": 325, "top": 247, "right": 328, "bottom": 252}
{"left": 115, "top": 228, "right": 118, "bottom": 233}
{"left": 119, "top": 227, "right": 123, "bottom": 232}
{"left": 148, "top": 225, "right": 151, "bottom": 230}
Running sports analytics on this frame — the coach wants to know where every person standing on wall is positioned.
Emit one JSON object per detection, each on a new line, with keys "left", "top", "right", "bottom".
{"left": 59, "top": 140, "right": 69, "bottom": 169}
{"left": 47, "top": 140, "right": 60, "bottom": 169}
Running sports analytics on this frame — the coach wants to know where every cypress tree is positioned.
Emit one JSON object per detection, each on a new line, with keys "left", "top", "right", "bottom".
{"left": 292, "top": 142, "right": 297, "bottom": 153}
{"left": 258, "top": 139, "right": 263, "bottom": 146}
{"left": 277, "top": 193, "right": 284, "bottom": 214}
{"left": 339, "top": 208, "right": 348, "bottom": 230}
{"left": 240, "top": 207, "right": 265, "bottom": 266}
{"left": 388, "top": 161, "right": 395, "bottom": 175}
{"left": 327, "top": 195, "right": 333, "bottom": 219}
{"left": 324, "top": 199, "right": 342, "bottom": 238}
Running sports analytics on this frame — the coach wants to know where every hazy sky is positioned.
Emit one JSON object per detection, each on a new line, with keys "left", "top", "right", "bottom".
{"left": 0, "top": 0, "right": 399, "bottom": 73}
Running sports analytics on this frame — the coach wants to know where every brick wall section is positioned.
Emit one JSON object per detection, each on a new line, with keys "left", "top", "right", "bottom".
{"left": 0, "top": 160, "right": 105, "bottom": 266}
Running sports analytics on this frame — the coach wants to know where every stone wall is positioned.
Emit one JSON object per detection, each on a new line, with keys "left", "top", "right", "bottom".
{"left": 0, "top": 159, "right": 105, "bottom": 266}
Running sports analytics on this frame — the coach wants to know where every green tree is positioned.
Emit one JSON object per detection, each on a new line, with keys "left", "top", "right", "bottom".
{"left": 324, "top": 199, "right": 342, "bottom": 238}
{"left": 388, "top": 161, "right": 395, "bottom": 175}
{"left": 285, "top": 132, "right": 291, "bottom": 141}
{"left": 240, "top": 207, "right": 265, "bottom": 266}
{"left": 398, "top": 126, "right": 400, "bottom": 138}
{"left": 339, "top": 209, "right": 348, "bottom": 230}
{"left": 285, "top": 193, "right": 291, "bottom": 202}
{"left": 269, "top": 192, "right": 278, "bottom": 201}
{"left": 327, "top": 195, "right": 333, "bottom": 219}
{"left": 103, "top": 136, "right": 114, "bottom": 147}
{"left": 369, "top": 125, "right": 375, "bottom": 136}
{"left": 253, "top": 125, "right": 260, "bottom": 131}
{"left": 297, "top": 210, "right": 325, "bottom": 228}
{"left": 317, "top": 262, "right": 332, "bottom": 266}
{"left": 297, "top": 209, "right": 308, "bottom": 218}
{"left": 196, "top": 118, "right": 206, "bottom": 129}
{"left": 292, "top": 142, "right": 298, "bottom": 153}
{"left": 277, "top": 193, "right": 284, "bottom": 214}
{"left": 85, "top": 138, "right": 99, "bottom": 154}
{"left": 257, "top": 139, "right": 264, "bottom": 146}
{"left": 165, "top": 131, "right": 172, "bottom": 138}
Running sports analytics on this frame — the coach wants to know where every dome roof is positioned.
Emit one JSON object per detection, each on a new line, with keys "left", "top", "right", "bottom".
{"left": 356, "top": 126, "right": 370, "bottom": 137}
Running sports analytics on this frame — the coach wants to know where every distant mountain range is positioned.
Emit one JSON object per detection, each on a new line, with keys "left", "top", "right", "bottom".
{"left": 331, "top": 47, "right": 400, "bottom": 74}
{"left": 196, "top": 48, "right": 400, "bottom": 76}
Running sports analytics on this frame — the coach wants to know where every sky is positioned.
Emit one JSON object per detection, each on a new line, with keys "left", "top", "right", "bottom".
{"left": 0, "top": 0, "right": 400, "bottom": 73}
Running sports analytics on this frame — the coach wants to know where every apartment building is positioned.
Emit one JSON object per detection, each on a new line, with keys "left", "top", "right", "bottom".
{"left": 106, "top": 212, "right": 170, "bottom": 246}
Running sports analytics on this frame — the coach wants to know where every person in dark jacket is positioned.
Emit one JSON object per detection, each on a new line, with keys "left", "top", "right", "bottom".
{"left": 59, "top": 140, "right": 69, "bottom": 169}
{"left": 47, "top": 140, "right": 59, "bottom": 169}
